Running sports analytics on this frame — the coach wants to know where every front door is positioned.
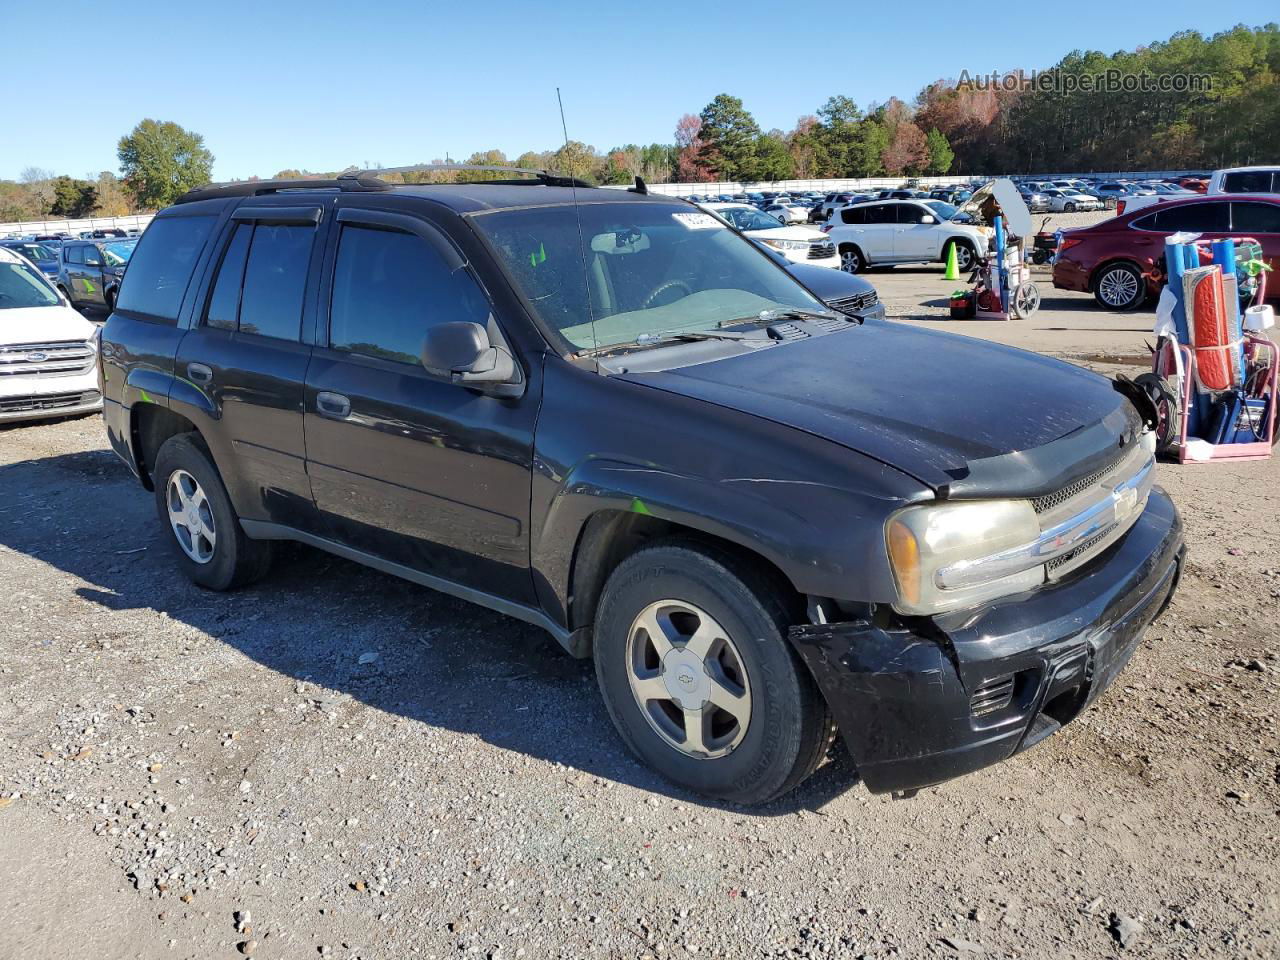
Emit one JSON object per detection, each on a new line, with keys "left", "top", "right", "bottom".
{"left": 892, "top": 203, "right": 938, "bottom": 261}
{"left": 174, "top": 205, "right": 325, "bottom": 532}
{"left": 65, "top": 243, "right": 105, "bottom": 307}
{"left": 303, "top": 205, "right": 539, "bottom": 605}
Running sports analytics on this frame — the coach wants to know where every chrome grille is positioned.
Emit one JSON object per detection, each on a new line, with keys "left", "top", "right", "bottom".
{"left": 1046, "top": 523, "right": 1118, "bottom": 572}
{"left": 808, "top": 240, "right": 836, "bottom": 259}
{"left": 970, "top": 676, "right": 1016, "bottom": 716}
{"left": 1032, "top": 454, "right": 1124, "bottom": 514}
{"left": 828, "top": 290, "right": 879, "bottom": 315}
{"left": 0, "top": 340, "right": 95, "bottom": 379}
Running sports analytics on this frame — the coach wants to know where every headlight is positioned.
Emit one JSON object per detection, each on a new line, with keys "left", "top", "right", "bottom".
{"left": 886, "top": 499, "right": 1043, "bottom": 615}
{"left": 760, "top": 238, "right": 809, "bottom": 252}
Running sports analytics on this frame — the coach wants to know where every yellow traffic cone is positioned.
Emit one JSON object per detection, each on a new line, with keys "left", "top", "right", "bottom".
{"left": 944, "top": 243, "right": 959, "bottom": 281}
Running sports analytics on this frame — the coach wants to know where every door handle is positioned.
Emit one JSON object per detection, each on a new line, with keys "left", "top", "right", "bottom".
{"left": 316, "top": 391, "right": 351, "bottom": 418}
{"left": 187, "top": 362, "right": 213, "bottom": 384}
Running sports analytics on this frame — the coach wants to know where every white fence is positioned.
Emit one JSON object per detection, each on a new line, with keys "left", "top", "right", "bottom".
{"left": 0, "top": 213, "right": 154, "bottom": 238}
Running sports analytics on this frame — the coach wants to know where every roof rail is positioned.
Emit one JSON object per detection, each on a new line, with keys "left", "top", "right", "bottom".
{"left": 176, "top": 174, "right": 390, "bottom": 204}
{"left": 346, "top": 163, "right": 595, "bottom": 189}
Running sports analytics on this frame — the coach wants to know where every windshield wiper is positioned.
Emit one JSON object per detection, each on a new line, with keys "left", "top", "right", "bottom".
{"left": 720, "top": 307, "right": 839, "bottom": 328}
{"left": 577, "top": 328, "right": 760, "bottom": 358}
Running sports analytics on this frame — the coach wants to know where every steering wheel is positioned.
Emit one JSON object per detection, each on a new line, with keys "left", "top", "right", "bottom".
{"left": 641, "top": 279, "right": 693, "bottom": 310}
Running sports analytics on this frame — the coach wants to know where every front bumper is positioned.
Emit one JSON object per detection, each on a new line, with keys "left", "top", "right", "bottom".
{"left": 790, "top": 488, "right": 1183, "bottom": 794}
{"left": 0, "top": 369, "right": 102, "bottom": 423}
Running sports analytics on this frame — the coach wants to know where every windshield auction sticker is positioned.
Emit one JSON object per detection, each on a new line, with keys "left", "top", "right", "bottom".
{"left": 672, "top": 213, "right": 723, "bottom": 230}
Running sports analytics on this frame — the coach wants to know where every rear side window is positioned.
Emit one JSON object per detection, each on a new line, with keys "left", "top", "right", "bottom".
{"left": 1231, "top": 202, "right": 1280, "bottom": 234}
{"left": 328, "top": 224, "right": 490, "bottom": 365}
{"left": 1221, "top": 171, "right": 1276, "bottom": 194}
{"left": 840, "top": 206, "right": 866, "bottom": 225}
{"left": 65, "top": 245, "right": 84, "bottom": 264}
{"left": 237, "top": 224, "right": 315, "bottom": 340}
{"left": 1152, "top": 202, "right": 1229, "bottom": 232}
{"left": 864, "top": 205, "right": 894, "bottom": 224}
{"left": 115, "top": 215, "right": 215, "bottom": 323}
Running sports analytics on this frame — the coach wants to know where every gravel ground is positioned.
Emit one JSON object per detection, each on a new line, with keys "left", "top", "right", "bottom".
{"left": 2, "top": 295, "right": 1278, "bottom": 958}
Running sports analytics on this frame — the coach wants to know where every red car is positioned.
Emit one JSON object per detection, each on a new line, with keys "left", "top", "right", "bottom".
{"left": 1053, "top": 193, "right": 1280, "bottom": 310}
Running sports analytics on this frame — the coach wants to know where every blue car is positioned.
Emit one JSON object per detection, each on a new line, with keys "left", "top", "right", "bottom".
{"left": 0, "top": 240, "right": 60, "bottom": 283}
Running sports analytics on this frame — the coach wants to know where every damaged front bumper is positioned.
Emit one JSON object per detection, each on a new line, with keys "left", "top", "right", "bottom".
{"left": 790, "top": 487, "right": 1184, "bottom": 794}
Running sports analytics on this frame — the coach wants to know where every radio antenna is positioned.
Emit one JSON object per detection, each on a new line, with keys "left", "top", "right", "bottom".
{"left": 556, "top": 87, "right": 598, "bottom": 356}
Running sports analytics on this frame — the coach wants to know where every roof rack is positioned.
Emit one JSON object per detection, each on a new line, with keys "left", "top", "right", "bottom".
{"left": 176, "top": 164, "right": 596, "bottom": 205}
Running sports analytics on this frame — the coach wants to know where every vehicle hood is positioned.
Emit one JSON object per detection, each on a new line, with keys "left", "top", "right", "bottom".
{"left": 619, "top": 322, "right": 1139, "bottom": 498}
{"left": 0, "top": 304, "right": 97, "bottom": 345}
{"left": 746, "top": 224, "right": 825, "bottom": 242}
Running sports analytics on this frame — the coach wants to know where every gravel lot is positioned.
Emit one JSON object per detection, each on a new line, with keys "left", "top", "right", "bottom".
{"left": 2, "top": 272, "right": 1278, "bottom": 958}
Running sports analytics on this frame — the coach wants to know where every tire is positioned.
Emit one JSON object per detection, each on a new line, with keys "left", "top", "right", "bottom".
{"left": 946, "top": 239, "right": 977, "bottom": 273}
{"left": 1010, "top": 280, "right": 1040, "bottom": 319}
{"left": 593, "top": 542, "right": 833, "bottom": 805}
{"left": 152, "top": 433, "right": 273, "bottom": 591}
{"left": 1064, "top": 202, "right": 1076, "bottom": 212}
{"left": 1093, "top": 262, "right": 1146, "bottom": 311}
{"left": 1133, "top": 372, "right": 1181, "bottom": 455}
{"left": 838, "top": 244, "right": 864, "bottom": 274}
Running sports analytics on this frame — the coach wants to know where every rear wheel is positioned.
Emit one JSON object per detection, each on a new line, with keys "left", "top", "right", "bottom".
{"left": 152, "top": 434, "right": 273, "bottom": 591}
{"left": 594, "top": 543, "right": 832, "bottom": 805}
{"left": 839, "top": 245, "right": 864, "bottom": 274}
{"left": 1093, "top": 262, "right": 1146, "bottom": 311}
{"left": 1011, "top": 281, "right": 1041, "bottom": 319}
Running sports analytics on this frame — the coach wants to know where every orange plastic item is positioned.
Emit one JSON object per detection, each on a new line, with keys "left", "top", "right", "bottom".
{"left": 1185, "top": 266, "right": 1237, "bottom": 391}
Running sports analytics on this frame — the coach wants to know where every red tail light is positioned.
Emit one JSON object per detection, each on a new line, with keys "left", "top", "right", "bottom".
{"left": 1116, "top": 200, "right": 1127, "bottom": 215}
{"left": 1058, "top": 237, "right": 1085, "bottom": 254}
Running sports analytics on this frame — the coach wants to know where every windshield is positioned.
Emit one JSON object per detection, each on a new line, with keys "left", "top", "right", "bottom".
{"left": 0, "top": 261, "right": 60, "bottom": 309}
{"left": 475, "top": 201, "right": 825, "bottom": 352}
{"left": 102, "top": 241, "right": 135, "bottom": 266}
{"left": 715, "top": 206, "right": 789, "bottom": 232}
{"left": 923, "top": 200, "right": 960, "bottom": 220}
{"left": 4, "top": 243, "right": 55, "bottom": 262}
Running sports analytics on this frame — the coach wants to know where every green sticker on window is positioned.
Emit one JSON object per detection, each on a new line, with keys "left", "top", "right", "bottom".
{"left": 529, "top": 242, "right": 546, "bottom": 268}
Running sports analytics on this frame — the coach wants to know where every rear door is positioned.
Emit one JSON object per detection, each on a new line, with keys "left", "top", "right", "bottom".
{"left": 173, "top": 202, "right": 326, "bottom": 531}
{"left": 302, "top": 203, "right": 538, "bottom": 604}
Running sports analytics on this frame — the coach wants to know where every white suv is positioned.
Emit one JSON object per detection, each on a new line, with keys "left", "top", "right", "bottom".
{"left": 822, "top": 199, "right": 989, "bottom": 273}
{"left": 0, "top": 246, "right": 102, "bottom": 423}
{"left": 1207, "top": 166, "right": 1280, "bottom": 195}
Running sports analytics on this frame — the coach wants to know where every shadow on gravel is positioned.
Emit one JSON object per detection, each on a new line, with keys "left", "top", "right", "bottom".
{"left": 0, "top": 448, "right": 859, "bottom": 816}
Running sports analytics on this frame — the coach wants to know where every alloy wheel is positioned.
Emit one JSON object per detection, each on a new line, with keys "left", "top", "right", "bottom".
{"left": 954, "top": 244, "right": 975, "bottom": 272}
{"left": 840, "top": 249, "right": 861, "bottom": 273}
{"left": 1098, "top": 267, "right": 1141, "bottom": 309}
{"left": 166, "top": 469, "right": 216, "bottom": 564}
{"left": 625, "top": 599, "right": 752, "bottom": 759}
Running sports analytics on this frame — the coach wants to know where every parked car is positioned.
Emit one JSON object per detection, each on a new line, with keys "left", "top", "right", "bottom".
{"left": 99, "top": 171, "right": 1182, "bottom": 804}
{"left": 1038, "top": 188, "right": 1103, "bottom": 213}
{"left": 1114, "top": 182, "right": 1199, "bottom": 216}
{"left": 701, "top": 202, "right": 839, "bottom": 267}
{"left": 57, "top": 238, "right": 135, "bottom": 313}
{"left": 1178, "top": 177, "right": 1208, "bottom": 193}
{"left": 1017, "top": 187, "right": 1051, "bottom": 213}
{"left": 0, "top": 239, "right": 60, "bottom": 282}
{"left": 0, "top": 246, "right": 103, "bottom": 423}
{"left": 823, "top": 199, "right": 989, "bottom": 273}
{"left": 762, "top": 201, "right": 809, "bottom": 224}
{"left": 765, "top": 248, "right": 886, "bottom": 321}
{"left": 1207, "top": 166, "right": 1280, "bottom": 195}
{"left": 1053, "top": 193, "right": 1280, "bottom": 310}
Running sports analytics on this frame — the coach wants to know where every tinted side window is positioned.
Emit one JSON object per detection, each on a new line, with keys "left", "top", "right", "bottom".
{"left": 897, "top": 204, "right": 928, "bottom": 224}
{"left": 329, "top": 224, "right": 490, "bottom": 365}
{"left": 65, "top": 245, "right": 84, "bottom": 264}
{"left": 204, "top": 223, "right": 252, "bottom": 331}
{"left": 864, "top": 205, "right": 894, "bottom": 224}
{"left": 115, "top": 215, "right": 216, "bottom": 323}
{"left": 840, "top": 206, "right": 866, "bottom": 225}
{"left": 1155, "top": 202, "right": 1229, "bottom": 232}
{"left": 1231, "top": 202, "right": 1280, "bottom": 234}
{"left": 1222, "top": 171, "right": 1275, "bottom": 193}
{"left": 1131, "top": 213, "right": 1159, "bottom": 232}
{"left": 237, "top": 224, "right": 315, "bottom": 341}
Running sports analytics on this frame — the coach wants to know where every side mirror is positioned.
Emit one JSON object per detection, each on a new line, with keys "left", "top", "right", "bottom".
{"left": 920, "top": 215, "right": 937, "bottom": 224}
{"left": 420, "top": 321, "right": 520, "bottom": 394}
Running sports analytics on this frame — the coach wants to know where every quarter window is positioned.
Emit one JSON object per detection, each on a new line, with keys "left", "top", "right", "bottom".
{"left": 328, "top": 224, "right": 491, "bottom": 365}
{"left": 840, "top": 206, "right": 866, "bottom": 225}
{"left": 114, "top": 215, "right": 216, "bottom": 324}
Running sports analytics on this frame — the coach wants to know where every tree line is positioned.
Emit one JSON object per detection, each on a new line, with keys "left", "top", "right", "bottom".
{"left": 3, "top": 23, "right": 1275, "bottom": 222}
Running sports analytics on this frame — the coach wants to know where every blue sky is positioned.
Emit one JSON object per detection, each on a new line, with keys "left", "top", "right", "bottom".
{"left": 1, "top": 1, "right": 1254, "bottom": 181}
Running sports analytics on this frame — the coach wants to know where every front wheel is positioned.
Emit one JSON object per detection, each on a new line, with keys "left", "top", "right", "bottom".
{"left": 946, "top": 240, "right": 977, "bottom": 273}
{"left": 1064, "top": 202, "right": 1077, "bottom": 212}
{"left": 594, "top": 543, "right": 833, "bottom": 805}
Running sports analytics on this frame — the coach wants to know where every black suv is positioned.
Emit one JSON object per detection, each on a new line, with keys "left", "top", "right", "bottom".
{"left": 58, "top": 237, "right": 135, "bottom": 312}
{"left": 100, "top": 170, "right": 1183, "bottom": 804}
